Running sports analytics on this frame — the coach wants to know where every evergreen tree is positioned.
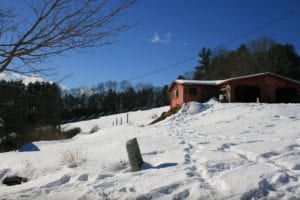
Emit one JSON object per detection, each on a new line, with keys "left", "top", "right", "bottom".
{"left": 194, "top": 47, "right": 212, "bottom": 80}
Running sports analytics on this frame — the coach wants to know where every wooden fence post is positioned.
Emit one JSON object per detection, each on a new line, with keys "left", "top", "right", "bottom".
{"left": 126, "top": 138, "right": 143, "bottom": 171}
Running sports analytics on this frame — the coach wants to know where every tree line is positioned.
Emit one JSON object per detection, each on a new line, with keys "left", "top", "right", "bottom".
{"left": 0, "top": 80, "right": 169, "bottom": 132}
{"left": 192, "top": 37, "right": 300, "bottom": 81}
{"left": 60, "top": 81, "right": 169, "bottom": 120}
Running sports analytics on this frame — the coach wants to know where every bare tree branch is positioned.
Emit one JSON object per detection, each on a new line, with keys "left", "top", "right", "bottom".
{"left": 0, "top": 0, "right": 136, "bottom": 75}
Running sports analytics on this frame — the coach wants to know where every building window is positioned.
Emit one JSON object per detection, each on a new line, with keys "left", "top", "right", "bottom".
{"left": 189, "top": 88, "right": 197, "bottom": 96}
{"left": 174, "top": 89, "right": 179, "bottom": 98}
{"left": 184, "top": 88, "right": 187, "bottom": 94}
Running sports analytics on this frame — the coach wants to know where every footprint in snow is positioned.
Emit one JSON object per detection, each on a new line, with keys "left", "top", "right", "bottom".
{"left": 185, "top": 165, "right": 198, "bottom": 177}
{"left": 173, "top": 189, "right": 190, "bottom": 200}
{"left": 240, "top": 179, "right": 274, "bottom": 200}
{"left": 198, "top": 141, "right": 210, "bottom": 145}
{"left": 243, "top": 140, "right": 264, "bottom": 144}
{"left": 119, "top": 187, "right": 136, "bottom": 193}
{"left": 265, "top": 124, "right": 275, "bottom": 128}
{"left": 42, "top": 175, "right": 71, "bottom": 188}
{"left": 188, "top": 165, "right": 197, "bottom": 171}
{"left": 260, "top": 151, "right": 280, "bottom": 159}
{"left": 285, "top": 144, "right": 300, "bottom": 151}
{"left": 154, "top": 183, "right": 181, "bottom": 195}
{"left": 184, "top": 154, "right": 191, "bottom": 164}
{"left": 186, "top": 171, "right": 195, "bottom": 177}
{"left": 93, "top": 181, "right": 114, "bottom": 189}
{"left": 187, "top": 143, "right": 194, "bottom": 149}
{"left": 292, "top": 164, "right": 300, "bottom": 170}
{"left": 136, "top": 183, "right": 181, "bottom": 200}
{"left": 269, "top": 172, "right": 298, "bottom": 192}
{"left": 179, "top": 140, "right": 186, "bottom": 145}
{"left": 96, "top": 174, "right": 114, "bottom": 180}
{"left": 241, "top": 130, "right": 251, "bottom": 134}
{"left": 77, "top": 174, "right": 88, "bottom": 181}
{"left": 217, "top": 143, "right": 237, "bottom": 151}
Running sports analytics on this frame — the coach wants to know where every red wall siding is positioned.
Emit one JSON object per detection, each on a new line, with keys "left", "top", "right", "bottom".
{"left": 170, "top": 83, "right": 185, "bottom": 108}
{"left": 183, "top": 85, "right": 202, "bottom": 103}
{"left": 226, "top": 75, "right": 300, "bottom": 102}
{"left": 170, "top": 84, "right": 219, "bottom": 108}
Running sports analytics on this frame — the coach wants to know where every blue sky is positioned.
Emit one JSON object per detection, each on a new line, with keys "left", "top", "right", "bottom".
{"left": 8, "top": 0, "right": 300, "bottom": 88}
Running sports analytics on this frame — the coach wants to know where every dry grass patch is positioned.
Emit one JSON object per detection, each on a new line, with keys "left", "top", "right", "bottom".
{"left": 62, "top": 148, "right": 87, "bottom": 168}
{"left": 149, "top": 105, "right": 182, "bottom": 125}
{"left": 89, "top": 125, "right": 99, "bottom": 134}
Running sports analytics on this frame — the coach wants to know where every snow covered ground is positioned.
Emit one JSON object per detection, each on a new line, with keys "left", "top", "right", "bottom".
{"left": 1, "top": 101, "right": 300, "bottom": 199}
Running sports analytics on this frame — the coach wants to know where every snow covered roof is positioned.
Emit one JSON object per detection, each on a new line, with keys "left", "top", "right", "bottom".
{"left": 174, "top": 79, "right": 224, "bottom": 86}
{"left": 172, "top": 72, "right": 300, "bottom": 88}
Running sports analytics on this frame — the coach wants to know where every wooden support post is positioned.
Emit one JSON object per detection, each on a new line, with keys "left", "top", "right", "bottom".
{"left": 126, "top": 138, "right": 143, "bottom": 171}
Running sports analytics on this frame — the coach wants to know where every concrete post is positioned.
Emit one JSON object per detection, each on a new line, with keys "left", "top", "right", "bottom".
{"left": 126, "top": 138, "right": 143, "bottom": 171}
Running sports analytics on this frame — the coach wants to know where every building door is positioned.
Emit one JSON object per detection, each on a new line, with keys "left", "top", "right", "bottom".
{"left": 275, "top": 87, "right": 298, "bottom": 103}
{"left": 235, "top": 85, "right": 261, "bottom": 102}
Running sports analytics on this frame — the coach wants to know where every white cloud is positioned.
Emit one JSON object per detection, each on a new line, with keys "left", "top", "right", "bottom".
{"left": 150, "top": 32, "right": 161, "bottom": 43}
{"left": 150, "top": 32, "right": 171, "bottom": 43}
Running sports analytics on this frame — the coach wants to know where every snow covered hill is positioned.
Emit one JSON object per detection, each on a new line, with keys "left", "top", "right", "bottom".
{"left": 1, "top": 102, "right": 300, "bottom": 199}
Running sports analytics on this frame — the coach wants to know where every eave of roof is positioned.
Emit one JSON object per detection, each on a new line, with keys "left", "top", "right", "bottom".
{"left": 169, "top": 72, "right": 300, "bottom": 91}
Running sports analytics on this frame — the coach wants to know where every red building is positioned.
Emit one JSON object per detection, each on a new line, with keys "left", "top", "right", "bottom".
{"left": 169, "top": 72, "right": 300, "bottom": 108}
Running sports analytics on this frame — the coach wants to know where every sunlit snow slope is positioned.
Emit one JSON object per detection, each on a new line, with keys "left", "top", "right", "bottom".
{"left": 1, "top": 102, "right": 300, "bottom": 200}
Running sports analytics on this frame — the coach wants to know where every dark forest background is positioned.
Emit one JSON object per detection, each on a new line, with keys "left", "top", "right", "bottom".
{"left": 191, "top": 37, "right": 300, "bottom": 81}
{"left": 0, "top": 81, "right": 169, "bottom": 128}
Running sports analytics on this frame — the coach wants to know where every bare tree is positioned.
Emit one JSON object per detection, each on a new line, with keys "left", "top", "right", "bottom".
{"left": 0, "top": 0, "right": 136, "bottom": 76}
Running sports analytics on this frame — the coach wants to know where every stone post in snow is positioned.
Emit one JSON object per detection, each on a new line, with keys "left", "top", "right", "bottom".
{"left": 126, "top": 138, "right": 143, "bottom": 171}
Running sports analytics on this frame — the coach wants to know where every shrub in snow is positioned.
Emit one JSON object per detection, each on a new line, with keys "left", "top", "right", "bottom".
{"left": 89, "top": 125, "right": 99, "bottom": 134}
{"left": 62, "top": 149, "right": 86, "bottom": 168}
{"left": 64, "top": 127, "right": 81, "bottom": 137}
{"left": 21, "top": 159, "right": 32, "bottom": 169}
